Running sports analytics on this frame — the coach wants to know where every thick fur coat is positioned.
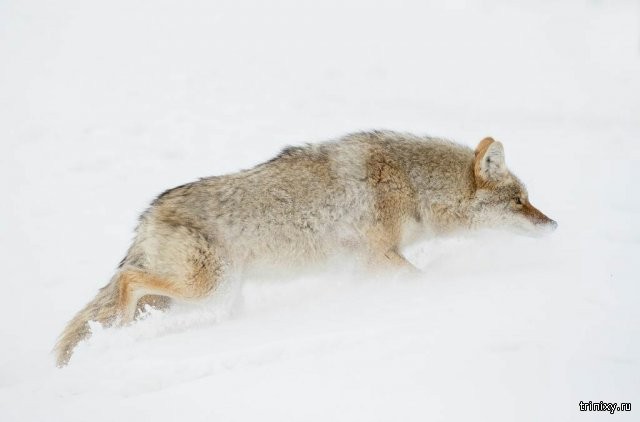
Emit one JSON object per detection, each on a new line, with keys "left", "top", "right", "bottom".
{"left": 54, "top": 130, "right": 556, "bottom": 366}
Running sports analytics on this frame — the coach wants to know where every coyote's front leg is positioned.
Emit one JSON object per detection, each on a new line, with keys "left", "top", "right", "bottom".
{"left": 366, "top": 226, "right": 421, "bottom": 274}
{"left": 382, "top": 249, "right": 420, "bottom": 273}
{"left": 363, "top": 247, "right": 421, "bottom": 275}
{"left": 365, "top": 228, "right": 420, "bottom": 274}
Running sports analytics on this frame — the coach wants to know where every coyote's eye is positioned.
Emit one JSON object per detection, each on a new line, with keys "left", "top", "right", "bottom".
{"left": 514, "top": 197, "right": 523, "bottom": 205}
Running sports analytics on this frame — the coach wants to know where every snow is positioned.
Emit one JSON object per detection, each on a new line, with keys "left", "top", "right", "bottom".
{"left": 1, "top": 0, "right": 639, "bottom": 420}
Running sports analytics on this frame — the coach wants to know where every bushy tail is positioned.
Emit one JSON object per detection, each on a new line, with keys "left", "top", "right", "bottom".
{"left": 53, "top": 276, "right": 121, "bottom": 367}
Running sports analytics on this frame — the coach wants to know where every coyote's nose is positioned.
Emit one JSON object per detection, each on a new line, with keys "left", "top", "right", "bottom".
{"left": 549, "top": 220, "right": 558, "bottom": 231}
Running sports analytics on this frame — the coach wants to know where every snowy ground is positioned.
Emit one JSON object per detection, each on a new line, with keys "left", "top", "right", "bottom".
{"left": 1, "top": 0, "right": 639, "bottom": 420}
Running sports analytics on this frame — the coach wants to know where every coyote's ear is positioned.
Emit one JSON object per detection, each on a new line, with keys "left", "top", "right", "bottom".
{"left": 474, "top": 137, "right": 507, "bottom": 182}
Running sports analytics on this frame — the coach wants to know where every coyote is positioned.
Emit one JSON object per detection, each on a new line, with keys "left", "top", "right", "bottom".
{"left": 54, "top": 131, "right": 557, "bottom": 366}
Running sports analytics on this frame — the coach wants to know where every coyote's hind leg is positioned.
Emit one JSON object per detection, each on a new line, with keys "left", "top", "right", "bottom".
{"left": 116, "top": 270, "right": 216, "bottom": 323}
{"left": 135, "top": 295, "right": 171, "bottom": 318}
{"left": 116, "top": 226, "right": 226, "bottom": 324}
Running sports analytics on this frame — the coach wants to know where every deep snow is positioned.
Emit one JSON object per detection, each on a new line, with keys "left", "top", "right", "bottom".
{"left": 1, "top": 0, "right": 639, "bottom": 421}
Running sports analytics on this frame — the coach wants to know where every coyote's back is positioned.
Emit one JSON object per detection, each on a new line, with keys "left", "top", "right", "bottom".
{"left": 54, "top": 130, "right": 556, "bottom": 366}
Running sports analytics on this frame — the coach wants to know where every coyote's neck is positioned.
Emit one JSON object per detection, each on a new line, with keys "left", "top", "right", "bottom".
{"left": 416, "top": 161, "right": 477, "bottom": 234}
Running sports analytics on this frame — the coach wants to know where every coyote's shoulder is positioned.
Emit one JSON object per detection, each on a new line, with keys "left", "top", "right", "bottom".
{"left": 54, "top": 130, "right": 556, "bottom": 366}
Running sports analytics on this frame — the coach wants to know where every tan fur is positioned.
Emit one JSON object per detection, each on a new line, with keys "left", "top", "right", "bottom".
{"left": 475, "top": 137, "right": 495, "bottom": 157}
{"left": 54, "top": 278, "right": 120, "bottom": 366}
{"left": 365, "top": 147, "right": 419, "bottom": 270}
{"left": 520, "top": 201, "right": 552, "bottom": 225}
{"left": 136, "top": 295, "right": 171, "bottom": 315}
{"left": 474, "top": 137, "right": 493, "bottom": 181}
{"left": 54, "top": 130, "right": 556, "bottom": 366}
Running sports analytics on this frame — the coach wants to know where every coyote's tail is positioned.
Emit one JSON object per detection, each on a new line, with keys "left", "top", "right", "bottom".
{"left": 53, "top": 276, "right": 121, "bottom": 367}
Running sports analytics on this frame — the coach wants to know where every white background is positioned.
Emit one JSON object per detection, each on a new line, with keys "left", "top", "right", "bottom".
{"left": 1, "top": 0, "right": 638, "bottom": 420}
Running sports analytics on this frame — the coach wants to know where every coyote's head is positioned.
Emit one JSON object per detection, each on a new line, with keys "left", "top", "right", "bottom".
{"left": 469, "top": 137, "right": 557, "bottom": 235}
